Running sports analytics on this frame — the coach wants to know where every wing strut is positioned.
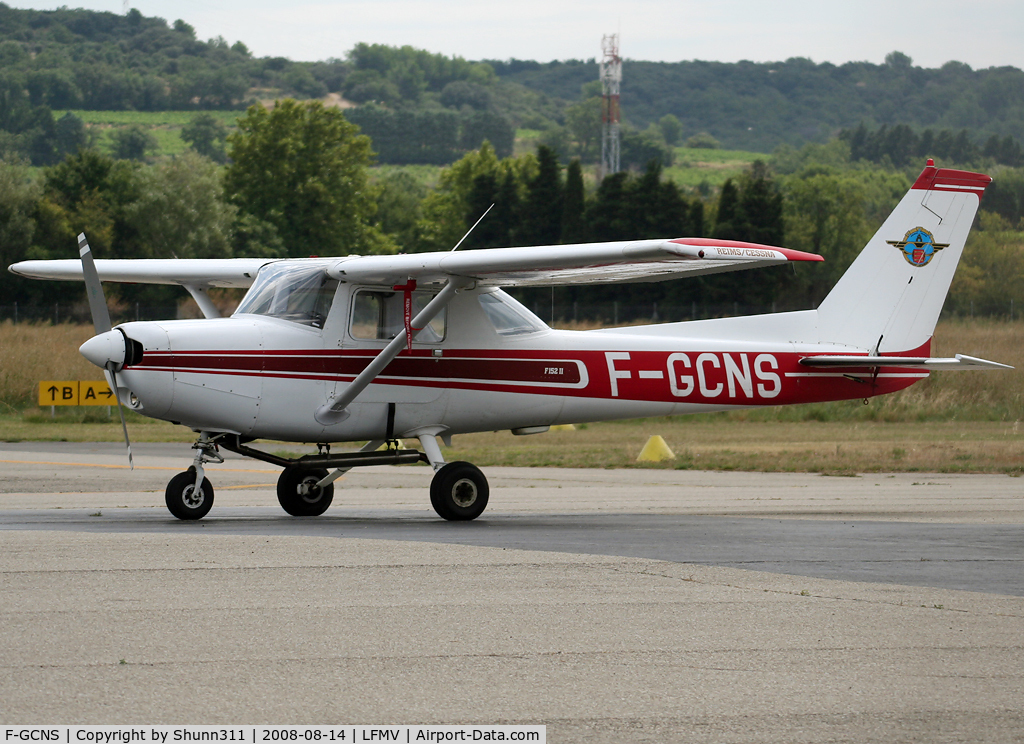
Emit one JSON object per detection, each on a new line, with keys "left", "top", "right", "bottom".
{"left": 315, "top": 277, "right": 469, "bottom": 425}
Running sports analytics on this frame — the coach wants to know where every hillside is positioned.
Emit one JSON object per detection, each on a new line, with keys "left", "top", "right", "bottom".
{"left": 3, "top": 4, "right": 1024, "bottom": 160}
{"left": 489, "top": 55, "right": 1024, "bottom": 152}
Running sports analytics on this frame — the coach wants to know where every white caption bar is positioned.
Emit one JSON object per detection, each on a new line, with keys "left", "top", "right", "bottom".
{"left": 2, "top": 728, "right": 545, "bottom": 744}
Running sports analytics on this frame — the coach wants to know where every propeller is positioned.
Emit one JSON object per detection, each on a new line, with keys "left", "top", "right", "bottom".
{"left": 77, "top": 233, "right": 133, "bottom": 470}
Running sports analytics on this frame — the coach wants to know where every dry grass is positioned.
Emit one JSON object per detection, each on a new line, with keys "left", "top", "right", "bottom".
{"left": 0, "top": 322, "right": 101, "bottom": 412}
{"left": 443, "top": 419, "right": 1024, "bottom": 475}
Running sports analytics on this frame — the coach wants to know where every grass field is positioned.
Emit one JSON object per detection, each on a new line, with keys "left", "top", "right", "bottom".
{"left": 1, "top": 318, "right": 1020, "bottom": 473}
{"left": 54, "top": 109, "right": 245, "bottom": 159}
{"left": 665, "top": 147, "right": 764, "bottom": 189}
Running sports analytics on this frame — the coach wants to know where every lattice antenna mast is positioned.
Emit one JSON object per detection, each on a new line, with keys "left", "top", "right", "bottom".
{"left": 600, "top": 34, "right": 622, "bottom": 179}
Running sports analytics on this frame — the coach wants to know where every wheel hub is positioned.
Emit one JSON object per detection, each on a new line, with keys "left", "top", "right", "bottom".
{"left": 451, "top": 478, "right": 478, "bottom": 508}
{"left": 300, "top": 477, "right": 323, "bottom": 503}
{"left": 182, "top": 485, "right": 204, "bottom": 508}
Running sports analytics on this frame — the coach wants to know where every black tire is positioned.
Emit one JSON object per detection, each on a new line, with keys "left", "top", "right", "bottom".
{"left": 165, "top": 470, "right": 214, "bottom": 520}
{"left": 430, "top": 461, "right": 488, "bottom": 521}
{"left": 277, "top": 466, "right": 334, "bottom": 517}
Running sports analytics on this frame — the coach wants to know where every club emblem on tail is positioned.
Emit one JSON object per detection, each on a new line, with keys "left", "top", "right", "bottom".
{"left": 887, "top": 227, "right": 949, "bottom": 267}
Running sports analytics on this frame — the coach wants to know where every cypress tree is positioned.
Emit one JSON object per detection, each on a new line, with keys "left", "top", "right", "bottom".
{"left": 463, "top": 171, "right": 500, "bottom": 249}
{"left": 519, "top": 144, "right": 563, "bottom": 245}
{"left": 713, "top": 179, "right": 740, "bottom": 241}
{"left": 689, "top": 200, "right": 705, "bottom": 237}
{"left": 561, "top": 159, "right": 586, "bottom": 244}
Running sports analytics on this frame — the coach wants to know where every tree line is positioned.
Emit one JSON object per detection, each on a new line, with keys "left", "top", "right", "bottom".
{"left": 2, "top": 98, "right": 1022, "bottom": 321}
{"left": 840, "top": 123, "right": 1024, "bottom": 168}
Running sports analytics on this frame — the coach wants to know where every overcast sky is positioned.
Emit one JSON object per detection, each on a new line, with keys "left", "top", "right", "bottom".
{"left": 7, "top": 0, "right": 1024, "bottom": 70}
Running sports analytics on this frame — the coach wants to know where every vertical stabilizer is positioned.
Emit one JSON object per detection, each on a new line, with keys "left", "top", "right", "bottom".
{"left": 815, "top": 163, "right": 990, "bottom": 353}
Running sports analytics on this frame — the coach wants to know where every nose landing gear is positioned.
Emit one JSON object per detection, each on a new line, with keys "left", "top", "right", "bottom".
{"left": 165, "top": 469, "right": 214, "bottom": 520}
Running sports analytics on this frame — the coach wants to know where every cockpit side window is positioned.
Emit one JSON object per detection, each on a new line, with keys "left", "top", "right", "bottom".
{"left": 478, "top": 291, "right": 548, "bottom": 336}
{"left": 350, "top": 289, "right": 446, "bottom": 343}
{"left": 234, "top": 263, "right": 338, "bottom": 329}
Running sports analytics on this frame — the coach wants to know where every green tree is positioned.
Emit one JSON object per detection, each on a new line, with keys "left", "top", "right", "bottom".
{"left": 109, "top": 125, "right": 157, "bottom": 162}
{"left": 374, "top": 170, "right": 427, "bottom": 251}
{"left": 738, "top": 161, "right": 784, "bottom": 246}
{"left": 180, "top": 113, "right": 227, "bottom": 163}
{"left": 657, "top": 114, "right": 683, "bottom": 146}
{"left": 781, "top": 171, "right": 872, "bottom": 305}
{"left": 561, "top": 159, "right": 586, "bottom": 244}
{"left": 231, "top": 213, "right": 286, "bottom": 258}
{"left": 224, "top": 100, "right": 392, "bottom": 257}
{"left": 125, "top": 151, "right": 235, "bottom": 259}
{"left": 565, "top": 97, "right": 603, "bottom": 161}
{"left": 41, "top": 149, "right": 141, "bottom": 259}
{"left": 53, "top": 112, "right": 88, "bottom": 158}
{"left": 689, "top": 200, "right": 705, "bottom": 237}
{"left": 519, "top": 144, "right": 563, "bottom": 246}
{"left": 415, "top": 141, "right": 516, "bottom": 252}
{"left": 713, "top": 179, "right": 740, "bottom": 240}
{"left": 949, "top": 213, "right": 1024, "bottom": 316}
{"left": 0, "top": 160, "right": 42, "bottom": 302}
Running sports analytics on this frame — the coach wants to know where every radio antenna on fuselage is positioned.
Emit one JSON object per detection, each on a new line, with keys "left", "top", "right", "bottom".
{"left": 451, "top": 203, "right": 494, "bottom": 251}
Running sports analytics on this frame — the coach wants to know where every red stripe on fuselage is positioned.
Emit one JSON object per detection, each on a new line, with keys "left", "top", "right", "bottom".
{"left": 132, "top": 347, "right": 928, "bottom": 406}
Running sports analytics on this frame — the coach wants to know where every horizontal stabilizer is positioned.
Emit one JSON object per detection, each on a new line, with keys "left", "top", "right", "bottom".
{"left": 799, "top": 354, "right": 1013, "bottom": 371}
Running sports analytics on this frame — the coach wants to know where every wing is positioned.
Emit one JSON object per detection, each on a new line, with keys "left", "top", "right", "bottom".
{"left": 328, "top": 238, "right": 823, "bottom": 287}
{"left": 8, "top": 258, "right": 274, "bottom": 288}
{"left": 9, "top": 238, "right": 822, "bottom": 290}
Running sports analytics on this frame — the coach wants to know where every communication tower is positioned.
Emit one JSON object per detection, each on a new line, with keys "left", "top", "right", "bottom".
{"left": 600, "top": 34, "right": 622, "bottom": 179}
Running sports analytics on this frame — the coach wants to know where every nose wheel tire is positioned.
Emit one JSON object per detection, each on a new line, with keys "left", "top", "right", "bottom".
{"left": 277, "top": 466, "right": 335, "bottom": 517}
{"left": 165, "top": 470, "right": 215, "bottom": 520}
{"left": 430, "top": 461, "right": 489, "bottom": 521}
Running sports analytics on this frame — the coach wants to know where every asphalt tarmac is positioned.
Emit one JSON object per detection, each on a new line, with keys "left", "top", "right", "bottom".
{"left": 1, "top": 442, "right": 1022, "bottom": 741}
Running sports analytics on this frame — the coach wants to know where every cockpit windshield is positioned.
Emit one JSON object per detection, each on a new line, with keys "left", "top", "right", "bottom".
{"left": 478, "top": 291, "right": 548, "bottom": 336}
{"left": 234, "top": 262, "right": 338, "bottom": 329}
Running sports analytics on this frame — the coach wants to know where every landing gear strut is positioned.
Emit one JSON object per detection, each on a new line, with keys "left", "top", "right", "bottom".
{"left": 165, "top": 432, "right": 223, "bottom": 520}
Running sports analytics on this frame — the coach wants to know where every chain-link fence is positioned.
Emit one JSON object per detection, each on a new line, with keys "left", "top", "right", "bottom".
{"left": 0, "top": 303, "right": 181, "bottom": 325}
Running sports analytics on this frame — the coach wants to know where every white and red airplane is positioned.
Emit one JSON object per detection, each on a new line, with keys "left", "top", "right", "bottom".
{"left": 9, "top": 160, "right": 1010, "bottom": 521}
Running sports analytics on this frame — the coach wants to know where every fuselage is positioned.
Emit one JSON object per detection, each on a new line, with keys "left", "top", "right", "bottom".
{"left": 110, "top": 284, "right": 926, "bottom": 443}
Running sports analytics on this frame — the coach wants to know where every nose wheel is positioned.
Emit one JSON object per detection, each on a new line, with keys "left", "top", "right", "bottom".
{"left": 430, "top": 461, "right": 489, "bottom": 521}
{"left": 165, "top": 470, "right": 215, "bottom": 520}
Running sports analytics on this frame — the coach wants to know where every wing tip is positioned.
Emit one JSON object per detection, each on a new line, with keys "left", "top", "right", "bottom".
{"left": 670, "top": 238, "right": 824, "bottom": 262}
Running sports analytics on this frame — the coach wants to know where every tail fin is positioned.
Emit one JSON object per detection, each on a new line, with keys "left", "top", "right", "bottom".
{"left": 816, "top": 162, "right": 991, "bottom": 353}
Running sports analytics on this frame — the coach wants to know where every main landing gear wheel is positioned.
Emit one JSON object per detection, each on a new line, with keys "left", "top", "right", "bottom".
{"left": 165, "top": 470, "right": 215, "bottom": 520}
{"left": 277, "top": 466, "right": 335, "bottom": 517}
{"left": 430, "top": 461, "right": 489, "bottom": 521}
